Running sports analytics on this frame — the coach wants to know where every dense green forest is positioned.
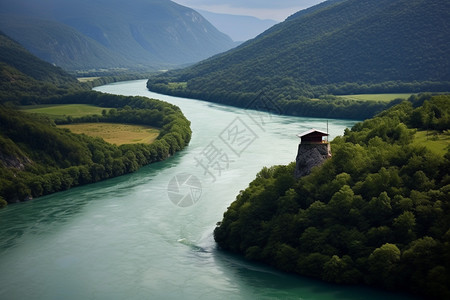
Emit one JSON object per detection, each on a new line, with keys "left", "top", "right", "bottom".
{"left": 0, "top": 31, "right": 192, "bottom": 207}
{"left": 147, "top": 0, "right": 450, "bottom": 120}
{"left": 214, "top": 94, "right": 450, "bottom": 299}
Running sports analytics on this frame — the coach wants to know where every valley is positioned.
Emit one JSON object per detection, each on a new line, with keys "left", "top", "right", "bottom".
{"left": 0, "top": 0, "right": 449, "bottom": 299}
{"left": 1, "top": 80, "right": 414, "bottom": 300}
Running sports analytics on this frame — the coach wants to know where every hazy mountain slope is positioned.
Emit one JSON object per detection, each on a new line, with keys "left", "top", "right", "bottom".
{"left": 0, "top": 0, "right": 235, "bottom": 70}
{"left": 148, "top": 0, "right": 450, "bottom": 102}
{"left": 0, "top": 31, "right": 82, "bottom": 100}
{"left": 0, "top": 16, "right": 133, "bottom": 71}
{"left": 197, "top": 10, "right": 277, "bottom": 42}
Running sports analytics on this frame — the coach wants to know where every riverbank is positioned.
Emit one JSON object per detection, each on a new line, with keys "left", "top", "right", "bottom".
{"left": 0, "top": 80, "right": 417, "bottom": 300}
{"left": 0, "top": 90, "right": 191, "bottom": 204}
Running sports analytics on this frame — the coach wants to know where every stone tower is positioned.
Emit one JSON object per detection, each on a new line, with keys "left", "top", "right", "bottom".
{"left": 295, "top": 129, "right": 331, "bottom": 179}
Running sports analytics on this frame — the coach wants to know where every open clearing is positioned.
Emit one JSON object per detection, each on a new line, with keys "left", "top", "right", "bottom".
{"left": 22, "top": 104, "right": 159, "bottom": 145}
{"left": 77, "top": 77, "right": 101, "bottom": 82}
{"left": 58, "top": 123, "right": 160, "bottom": 145}
{"left": 20, "top": 104, "right": 109, "bottom": 119}
{"left": 337, "top": 93, "right": 415, "bottom": 102}
{"left": 413, "top": 130, "right": 450, "bottom": 156}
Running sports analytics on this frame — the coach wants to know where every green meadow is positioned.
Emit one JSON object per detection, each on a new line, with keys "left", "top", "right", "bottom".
{"left": 77, "top": 77, "right": 101, "bottom": 82}
{"left": 58, "top": 123, "right": 159, "bottom": 145}
{"left": 20, "top": 104, "right": 160, "bottom": 145}
{"left": 20, "top": 104, "right": 109, "bottom": 119}
{"left": 413, "top": 130, "right": 450, "bottom": 156}
{"left": 337, "top": 93, "right": 415, "bottom": 102}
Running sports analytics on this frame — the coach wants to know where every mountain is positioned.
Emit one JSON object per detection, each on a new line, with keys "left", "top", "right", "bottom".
{"left": 197, "top": 10, "right": 277, "bottom": 42}
{"left": 147, "top": 0, "right": 450, "bottom": 119}
{"left": 0, "top": 31, "right": 82, "bottom": 101}
{"left": 0, "top": 16, "right": 134, "bottom": 71}
{"left": 0, "top": 0, "right": 235, "bottom": 71}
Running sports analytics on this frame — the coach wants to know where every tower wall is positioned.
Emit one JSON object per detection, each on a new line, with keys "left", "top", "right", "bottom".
{"left": 295, "top": 143, "right": 331, "bottom": 179}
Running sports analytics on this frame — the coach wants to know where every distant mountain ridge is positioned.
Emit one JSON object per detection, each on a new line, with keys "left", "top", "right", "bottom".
{"left": 0, "top": 0, "right": 235, "bottom": 71}
{"left": 147, "top": 0, "right": 450, "bottom": 115}
{"left": 197, "top": 10, "right": 277, "bottom": 42}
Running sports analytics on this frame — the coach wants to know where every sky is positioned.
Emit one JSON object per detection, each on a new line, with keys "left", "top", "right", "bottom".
{"left": 173, "top": 0, "right": 325, "bottom": 21}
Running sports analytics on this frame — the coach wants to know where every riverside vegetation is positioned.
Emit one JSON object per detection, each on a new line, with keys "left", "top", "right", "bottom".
{"left": 0, "top": 31, "right": 191, "bottom": 206}
{"left": 0, "top": 93, "right": 191, "bottom": 205}
{"left": 214, "top": 94, "right": 450, "bottom": 299}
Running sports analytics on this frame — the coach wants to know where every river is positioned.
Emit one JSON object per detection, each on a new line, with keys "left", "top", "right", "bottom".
{"left": 0, "top": 80, "right": 416, "bottom": 299}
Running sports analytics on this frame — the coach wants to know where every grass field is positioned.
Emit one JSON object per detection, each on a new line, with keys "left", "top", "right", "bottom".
{"left": 167, "top": 82, "right": 187, "bottom": 89}
{"left": 58, "top": 123, "right": 160, "bottom": 145}
{"left": 337, "top": 93, "right": 415, "bottom": 102}
{"left": 77, "top": 77, "right": 101, "bottom": 82}
{"left": 20, "top": 104, "right": 109, "bottom": 119}
{"left": 413, "top": 130, "right": 450, "bottom": 156}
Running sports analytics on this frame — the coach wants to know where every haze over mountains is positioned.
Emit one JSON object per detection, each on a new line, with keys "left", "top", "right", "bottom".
{"left": 197, "top": 10, "right": 277, "bottom": 42}
{"left": 148, "top": 0, "right": 450, "bottom": 105}
{"left": 0, "top": 0, "right": 236, "bottom": 71}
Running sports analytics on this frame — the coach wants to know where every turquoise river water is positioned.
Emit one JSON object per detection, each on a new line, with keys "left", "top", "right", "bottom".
{"left": 0, "top": 80, "right": 418, "bottom": 299}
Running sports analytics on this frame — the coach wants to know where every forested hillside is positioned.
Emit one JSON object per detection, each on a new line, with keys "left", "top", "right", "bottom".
{"left": 0, "top": 16, "right": 133, "bottom": 71}
{"left": 147, "top": 0, "right": 450, "bottom": 120}
{"left": 214, "top": 94, "right": 450, "bottom": 299}
{"left": 0, "top": 31, "right": 82, "bottom": 99}
{"left": 0, "top": 0, "right": 235, "bottom": 71}
{"left": 0, "top": 31, "right": 192, "bottom": 207}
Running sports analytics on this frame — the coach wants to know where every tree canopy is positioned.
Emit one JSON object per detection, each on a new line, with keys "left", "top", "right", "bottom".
{"left": 214, "top": 94, "right": 450, "bottom": 299}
